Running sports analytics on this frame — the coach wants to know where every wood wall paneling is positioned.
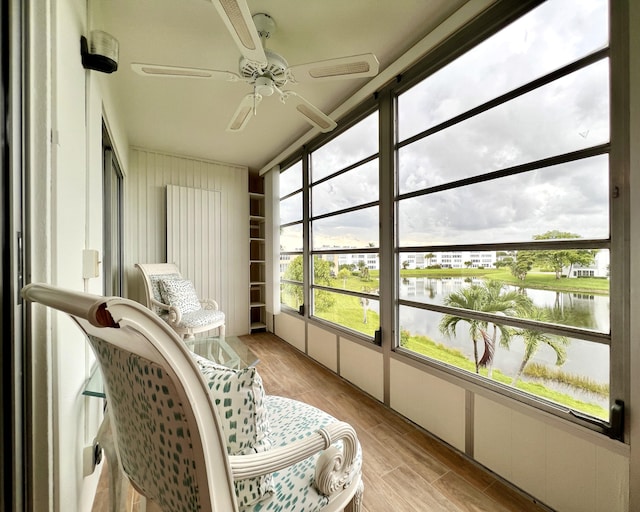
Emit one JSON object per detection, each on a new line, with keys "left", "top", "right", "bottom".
{"left": 125, "top": 148, "right": 249, "bottom": 334}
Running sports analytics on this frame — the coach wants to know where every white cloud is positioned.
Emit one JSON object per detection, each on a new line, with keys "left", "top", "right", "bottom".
{"left": 280, "top": 0, "right": 610, "bottom": 250}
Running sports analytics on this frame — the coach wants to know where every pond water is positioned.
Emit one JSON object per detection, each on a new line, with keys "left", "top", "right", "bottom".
{"left": 400, "top": 276, "right": 609, "bottom": 332}
{"left": 396, "top": 277, "right": 610, "bottom": 407}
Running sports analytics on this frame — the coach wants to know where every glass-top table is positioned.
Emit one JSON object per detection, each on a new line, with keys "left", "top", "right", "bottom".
{"left": 185, "top": 335, "right": 259, "bottom": 369}
{"left": 83, "top": 335, "right": 259, "bottom": 398}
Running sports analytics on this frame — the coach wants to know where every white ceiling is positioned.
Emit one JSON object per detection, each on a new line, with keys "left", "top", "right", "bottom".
{"left": 95, "top": 0, "right": 470, "bottom": 171}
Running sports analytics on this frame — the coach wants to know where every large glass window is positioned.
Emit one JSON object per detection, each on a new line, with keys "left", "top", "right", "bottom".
{"left": 309, "top": 112, "right": 380, "bottom": 336}
{"left": 397, "top": 0, "right": 608, "bottom": 142}
{"left": 279, "top": 160, "right": 304, "bottom": 311}
{"left": 396, "top": 0, "right": 610, "bottom": 420}
{"left": 276, "top": 0, "right": 619, "bottom": 428}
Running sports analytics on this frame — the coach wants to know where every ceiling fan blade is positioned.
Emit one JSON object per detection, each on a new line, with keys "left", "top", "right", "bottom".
{"left": 226, "top": 93, "right": 262, "bottom": 132}
{"left": 209, "top": 0, "right": 267, "bottom": 66}
{"left": 281, "top": 91, "right": 337, "bottom": 133}
{"left": 131, "top": 63, "right": 242, "bottom": 82}
{"left": 287, "top": 53, "right": 379, "bottom": 83}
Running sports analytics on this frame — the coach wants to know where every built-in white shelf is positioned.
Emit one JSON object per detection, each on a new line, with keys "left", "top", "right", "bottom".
{"left": 249, "top": 177, "right": 267, "bottom": 333}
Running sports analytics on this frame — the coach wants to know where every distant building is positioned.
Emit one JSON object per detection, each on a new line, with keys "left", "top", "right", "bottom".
{"left": 402, "top": 251, "right": 497, "bottom": 269}
{"left": 281, "top": 249, "right": 501, "bottom": 277}
{"left": 564, "top": 250, "right": 610, "bottom": 278}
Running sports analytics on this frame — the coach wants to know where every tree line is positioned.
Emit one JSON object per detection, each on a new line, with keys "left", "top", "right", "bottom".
{"left": 496, "top": 230, "right": 598, "bottom": 281}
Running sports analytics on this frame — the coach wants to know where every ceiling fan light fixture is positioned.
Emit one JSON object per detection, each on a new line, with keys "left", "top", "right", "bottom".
{"left": 255, "top": 76, "right": 275, "bottom": 96}
{"left": 135, "top": 6, "right": 380, "bottom": 135}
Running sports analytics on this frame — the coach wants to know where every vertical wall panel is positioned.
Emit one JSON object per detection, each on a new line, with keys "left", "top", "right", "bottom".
{"left": 125, "top": 148, "right": 249, "bottom": 334}
{"left": 389, "top": 358, "right": 466, "bottom": 451}
{"left": 307, "top": 324, "right": 338, "bottom": 372}
{"left": 274, "top": 313, "right": 306, "bottom": 352}
{"left": 339, "top": 337, "right": 384, "bottom": 402}
{"left": 167, "top": 185, "right": 232, "bottom": 331}
{"left": 474, "top": 394, "right": 629, "bottom": 512}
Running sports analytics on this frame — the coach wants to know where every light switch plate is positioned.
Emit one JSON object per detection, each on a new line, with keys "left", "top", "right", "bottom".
{"left": 82, "top": 249, "right": 100, "bottom": 279}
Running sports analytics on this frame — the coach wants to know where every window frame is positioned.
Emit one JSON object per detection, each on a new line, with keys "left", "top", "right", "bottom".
{"left": 309, "top": 107, "right": 381, "bottom": 339}
{"left": 389, "top": 0, "right": 620, "bottom": 432}
{"left": 278, "top": 158, "right": 305, "bottom": 314}
{"left": 275, "top": 0, "right": 627, "bottom": 436}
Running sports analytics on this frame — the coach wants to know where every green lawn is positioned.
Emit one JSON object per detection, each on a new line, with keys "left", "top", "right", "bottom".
{"left": 313, "top": 285, "right": 380, "bottom": 337}
{"left": 398, "top": 268, "right": 609, "bottom": 295}
{"left": 306, "top": 270, "right": 608, "bottom": 420}
{"left": 402, "top": 333, "right": 607, "bottom": 419}
{"left": 329, "top": 267, "right": 609, "bottom": 295}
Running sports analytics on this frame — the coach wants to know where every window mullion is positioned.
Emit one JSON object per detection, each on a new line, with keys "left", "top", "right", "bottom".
{"left": 378, "top": 87, "right": 395, "bottom": 405}
{"left": 608, "top": 0, "right": 630, "bottom": 423}
{"left": 302, "top": 150, "right": 311, "bottom": 318}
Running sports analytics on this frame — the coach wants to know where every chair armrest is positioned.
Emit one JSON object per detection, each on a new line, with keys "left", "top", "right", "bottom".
{"left": 200, "top": 298, "right": 219, "bottom": 311}
{"left": 166, "top": 305, "right": 182, "bottom": 325}
{"left": 150, "top": 297, "right": 170, "bottom": 313}
{"left": 149, "top": 297, "right": 183, "bottom": 325}
{"left": 228, "top": 421, "right": 359, "bottom": 496}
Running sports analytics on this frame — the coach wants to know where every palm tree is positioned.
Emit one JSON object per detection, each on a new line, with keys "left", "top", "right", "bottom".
{"left": 439, "top": 286, "right": 485, "bottom": 373}
{"left": 439, "top": 280, "right": 532, "bottom": 376}
{"left": 478, "top": 281, "right": 532, "bottom": 378}
{"left": 512, "top": 309, "right": 569, "bottom": 385}
{"left": 425, "top": 253, "right": 435, "bottom": 267}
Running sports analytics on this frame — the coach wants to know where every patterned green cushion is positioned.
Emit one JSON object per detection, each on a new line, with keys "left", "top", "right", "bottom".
{"left": 248, "top": 396, "right": 363, "bottom": 512}
{"left": 88, "top": 335, "right": 203, "bottom": 512}
{"left": 160, "top": 278, "right": 202, "bottom": 314}
{"left": 89, "top": 334, "right": 360, "bottom": 511}
{"left": 192, "top": 353, "right": 274, "bottom": 507}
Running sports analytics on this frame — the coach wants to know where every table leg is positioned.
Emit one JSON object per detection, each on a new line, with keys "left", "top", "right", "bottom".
{"left": 95, "top": 405, "right": 144, "bottom": 512}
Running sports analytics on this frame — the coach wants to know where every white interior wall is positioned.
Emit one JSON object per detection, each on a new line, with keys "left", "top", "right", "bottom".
{"left": 264, "top": 169, "right": 280, "bottom": 331}
{"left": 274, "top": 312, "right": 306, "bottom": 352}
{"left": 166, "top": 184, "right": 249, "bottom": 335}
{"left": 308, "top": 324, "right": 338, "bottom": 372}
{"left": 389, "top": 357, "right": 466, "bottom": 450}
{"left": 123, "top": 148, "right": 249, "bottom": 334}
{"left": 474, "top": 395, "right": 629, "bottom": 512}
{"left": 52, "top": 0, "right": 101, "bottom": 509}
{"left": 27, "top": 0, "right": 131, "bottom": 510}
{"left": 339, "top": 338, "right": 384, "bottom": 402}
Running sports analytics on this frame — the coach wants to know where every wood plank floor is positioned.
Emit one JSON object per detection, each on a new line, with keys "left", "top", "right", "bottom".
{"left": 92, "top": 332, "right": 551, "bottom": 512}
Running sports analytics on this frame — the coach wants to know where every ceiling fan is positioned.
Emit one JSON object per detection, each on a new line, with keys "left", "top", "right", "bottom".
{"left": 131, "top": 0, "right": 379, "bottom": 133}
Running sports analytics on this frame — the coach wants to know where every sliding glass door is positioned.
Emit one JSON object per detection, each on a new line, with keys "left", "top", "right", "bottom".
{"left": 103, "top": 125, "right": 123, "bottom": 296}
